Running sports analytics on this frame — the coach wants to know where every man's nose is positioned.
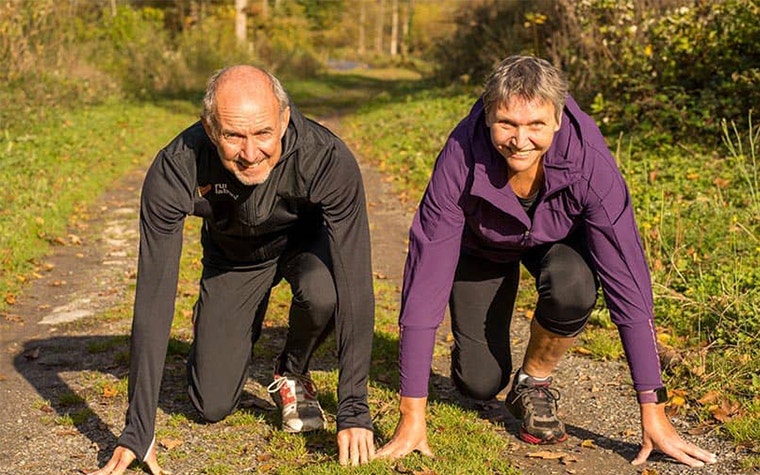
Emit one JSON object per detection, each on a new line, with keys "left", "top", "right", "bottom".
{"left": 239, "top": 138, "right": 257, "bottom": 163}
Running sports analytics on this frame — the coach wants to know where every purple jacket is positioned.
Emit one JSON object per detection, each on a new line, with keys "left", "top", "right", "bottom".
{"left": 399, "top": 96, "right": 662, "bottom": 397}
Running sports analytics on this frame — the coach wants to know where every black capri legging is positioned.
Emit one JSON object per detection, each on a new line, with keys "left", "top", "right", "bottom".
{"left": 449, "top": 233, "right": 599, "bottom": 401}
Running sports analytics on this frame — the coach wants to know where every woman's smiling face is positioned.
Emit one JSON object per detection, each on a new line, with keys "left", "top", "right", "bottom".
{"left": 486, "top": 96, "right": 561, "bottom": 177}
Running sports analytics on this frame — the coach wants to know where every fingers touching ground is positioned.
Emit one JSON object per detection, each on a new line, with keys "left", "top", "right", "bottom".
{"left": 337, "top": 427, "right": 376, "bottom": 466}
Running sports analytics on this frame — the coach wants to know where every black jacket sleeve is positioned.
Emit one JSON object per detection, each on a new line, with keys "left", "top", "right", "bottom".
{"left": 308, "top": 138, "right": 375, "bottom": 432}
{"left": 116, "top": 149, "right": 194, "bottom": 460}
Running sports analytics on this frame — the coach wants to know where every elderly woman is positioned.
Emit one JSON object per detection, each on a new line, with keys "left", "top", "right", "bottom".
{"left": 377, "top": 55, "right": 717, "bottom": 468}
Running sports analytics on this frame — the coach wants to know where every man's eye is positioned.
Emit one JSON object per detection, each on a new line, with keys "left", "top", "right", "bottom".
{"left": 222, "top": 133, "right": 244, "bottom": 144}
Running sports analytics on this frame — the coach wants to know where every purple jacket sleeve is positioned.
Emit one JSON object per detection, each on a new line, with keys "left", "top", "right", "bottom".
{"left": 580, "top": 142, "right": 663, "bottom": 391}
{"left": 398, "top": 133, "right": 468, "bottom": 397}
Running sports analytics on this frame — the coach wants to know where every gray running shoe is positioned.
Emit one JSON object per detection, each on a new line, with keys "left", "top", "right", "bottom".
{"left": 505, "top": 373, "right": 567, "bottom": 444}
{"left": 267, "top": 372, "right": 326, "bottom": 433}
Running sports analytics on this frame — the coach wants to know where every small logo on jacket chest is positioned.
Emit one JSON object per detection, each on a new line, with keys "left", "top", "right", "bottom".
{"left": 198, "top": 183, "right": 239, "bottom": 200}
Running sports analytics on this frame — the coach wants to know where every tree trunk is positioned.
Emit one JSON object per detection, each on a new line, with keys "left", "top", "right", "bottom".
{"left": 358, "top": 0, "right": 366, "bottom": 56}
{"left": 400, "top": 0, "right": 412, "bottom": 59}
{"left": 390, "top": 0, "right": 398, "bottom": 56}
{"left": 375, "top": 0, "right": 385, "bottom": 54}
{"left": 235, "top": 0, "right": 248, "bottom": 44}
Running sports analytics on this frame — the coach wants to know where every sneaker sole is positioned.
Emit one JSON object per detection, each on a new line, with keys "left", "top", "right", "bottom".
{"left": 282, "top": 421, "right": 326, "bottom": 433}
{"left": 518, "top": 426, "right": 568, "bottom": 445}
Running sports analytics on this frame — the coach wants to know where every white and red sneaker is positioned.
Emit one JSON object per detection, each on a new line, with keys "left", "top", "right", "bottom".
{"left": 267, "top": 372, "right": 326, "bottom": 433}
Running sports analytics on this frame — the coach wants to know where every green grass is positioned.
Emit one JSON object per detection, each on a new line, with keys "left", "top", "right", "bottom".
{"left": 0, "top": 98, "right": 196, "bottom": 312}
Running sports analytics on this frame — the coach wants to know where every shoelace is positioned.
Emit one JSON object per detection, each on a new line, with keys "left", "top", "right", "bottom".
{"left": 266, "top": 373, "right": 320, "bottom": 405}
{"left": 516, "top": 383, "right": 561, "bottom": 418}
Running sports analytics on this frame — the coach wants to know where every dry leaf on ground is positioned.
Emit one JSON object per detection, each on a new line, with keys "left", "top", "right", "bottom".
{"left": 527, "top": 450, "right": 568, "bottom": 460}
{"left": 159, "top": 438, "right": 183, "bottom": 450}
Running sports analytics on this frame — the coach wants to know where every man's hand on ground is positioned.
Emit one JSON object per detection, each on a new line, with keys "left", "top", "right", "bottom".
{"left": 336, "top": 427, "right": 376, "bottom": 466}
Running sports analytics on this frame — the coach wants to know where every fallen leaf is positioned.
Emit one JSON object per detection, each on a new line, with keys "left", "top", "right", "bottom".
{"left": 687, "top": 422, "right": 715, "bottom": 435}
{"left": 158, "top": 438, "right": 183, "bottom": 450}
{"left": 669, "top": 394, "right": 686, "bottom": 407}
{"left": 640, "top": 468, "right": 659, "bottom": 475}
{"left": 573, "top": 346, "right": 592, "bottom": 355}
{"left": 5, "top": 293, "right": 16, "bottom": 305}
{"left": 709, "top": 405, "right": 732, "bottom": 423}
{"left": 102, "top": 385, "right": 119, "bottom": 398}
{"left": 713, "top": 177, "right": 730, "bottom": 189}
{"left": 621, "top": 428, "right": 637, "bottom": 437}
{"left": 580, "top": 439, "right": 597, "bottom": 449}
{"left": 256, "top": 454, "right": 272, "bottom": 462}
{"left": 697, "top": 390, "right": 721, "bottom": 405}
{"left": 658, "top": 347, "right": 682, "bottom": 369}
{"left": 527, "top": 450, "right": 567, "bottom": 460}
{"left": 68, "top": 234, "right": 82, "bottom": 245}
{"left": 709, "top": 398, "right": 741, "bottom": 423}
{"left": 3, "top": 314, "right": 23, "bottom": 323}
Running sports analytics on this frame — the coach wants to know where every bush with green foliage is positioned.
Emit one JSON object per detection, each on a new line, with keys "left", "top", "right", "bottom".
{"left": 432, "top": 0, "right": 759, "bottom": 146}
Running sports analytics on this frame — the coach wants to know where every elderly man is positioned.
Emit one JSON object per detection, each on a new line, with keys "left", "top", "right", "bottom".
{"left": 90, "top": 65, "right": 375, "bottom": 474}
{"left": 377, "top": 56, "right": 717, "bottom": 468}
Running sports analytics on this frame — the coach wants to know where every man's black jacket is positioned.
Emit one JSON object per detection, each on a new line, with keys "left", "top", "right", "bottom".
{"left": 118, "top": 105, "right": 375, "bottom": 460}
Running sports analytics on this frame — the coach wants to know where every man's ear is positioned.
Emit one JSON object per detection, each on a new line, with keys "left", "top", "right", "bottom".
{"left": 201, "top": 116, "right": 218, "bottom": 144}
{"left": 280, "top": 107, "right": 291, "bottom": 139}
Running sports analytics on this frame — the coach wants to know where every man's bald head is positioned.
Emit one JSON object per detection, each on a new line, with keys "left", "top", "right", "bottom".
{"left": 202, "top": 65, "right": 289, "bottom": 137}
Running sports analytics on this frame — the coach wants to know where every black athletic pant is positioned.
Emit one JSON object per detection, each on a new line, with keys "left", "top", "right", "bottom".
{"left": 449, "top": 233, "right": 599, "bottom": 401}
{"left": 186, "top": 230, "right": 336, "bottom": 422}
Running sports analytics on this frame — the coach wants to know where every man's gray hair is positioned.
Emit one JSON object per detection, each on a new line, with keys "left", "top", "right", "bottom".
{"left": 201, "top": 65, "right": 290, "bottom": 136}
{"left": 483, "top": 56, "right": 569, "bottom": 122}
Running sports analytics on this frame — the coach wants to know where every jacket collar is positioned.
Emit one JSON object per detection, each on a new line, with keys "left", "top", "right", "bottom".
{"left": 280, "top": 99, "right": 303, "bottom": 161}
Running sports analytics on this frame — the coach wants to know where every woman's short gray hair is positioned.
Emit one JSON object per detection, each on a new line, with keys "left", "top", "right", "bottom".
{"left": 201, "top": 65, "right": 290, "bottom": 136}
{"left": 483, "top": 56, "right": 569, "bottom": 122}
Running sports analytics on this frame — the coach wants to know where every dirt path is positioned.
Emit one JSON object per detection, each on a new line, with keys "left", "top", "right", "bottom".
{"left": 0, "top": 116, "right": 748, "bottom": 474}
